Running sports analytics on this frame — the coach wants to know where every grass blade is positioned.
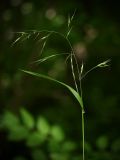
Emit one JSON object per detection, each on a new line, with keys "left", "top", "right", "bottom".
{"left": 21, "top": 70, "right": 84, "bottom": 111}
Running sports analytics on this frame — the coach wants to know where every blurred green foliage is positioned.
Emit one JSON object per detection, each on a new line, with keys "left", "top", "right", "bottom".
{"left": 1, "top": 108, "right": 120, "bottom": 160}
{"left": 1, "top": 108, "right": 78, "bottom": 160}
{"left": 0, "top": 0, "right": 120, "bottom": 160}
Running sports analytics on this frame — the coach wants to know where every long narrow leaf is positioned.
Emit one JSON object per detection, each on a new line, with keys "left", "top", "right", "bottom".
{"left": 21, "top": 70, "right": 84, "bottom": 110}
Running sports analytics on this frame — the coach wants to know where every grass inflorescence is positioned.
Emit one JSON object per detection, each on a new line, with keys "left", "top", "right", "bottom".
{"left": 13, "top": 11, "right": 110, "bottom": 160}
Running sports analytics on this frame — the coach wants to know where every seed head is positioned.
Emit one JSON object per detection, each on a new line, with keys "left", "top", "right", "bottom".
{"left": 97, "top": 59, "right": 111, "bottom": 68}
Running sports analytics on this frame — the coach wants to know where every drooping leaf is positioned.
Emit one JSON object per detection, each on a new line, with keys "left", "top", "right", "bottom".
{"left": 21, "top": 70, "right": 84, "bottom": 111}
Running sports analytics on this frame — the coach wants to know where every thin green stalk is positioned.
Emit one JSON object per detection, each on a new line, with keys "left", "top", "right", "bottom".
{"left": 82, "top": 109, "right": 85, "bottom": 160}
{"left": 81, "top": 65, "right": 98, "bottom": 80}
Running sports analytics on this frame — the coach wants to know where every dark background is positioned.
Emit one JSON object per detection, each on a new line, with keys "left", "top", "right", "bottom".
{"left": 0, "top": 0, "right": 120, "bottom": 160}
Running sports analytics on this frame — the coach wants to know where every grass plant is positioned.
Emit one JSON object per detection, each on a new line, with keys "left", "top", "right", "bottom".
{"left": 13, "top": 12, "right": 110, "bottom": 160}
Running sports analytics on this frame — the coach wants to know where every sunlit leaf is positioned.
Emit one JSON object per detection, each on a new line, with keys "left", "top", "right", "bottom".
{"left": 51, "top": 125, "right": 65, "bottom": 142}
{"left": 20, "top": 108, "right": 34, "bottom": 130}
{"left": 37, "top": 116, "right": 50, "bottom": 135}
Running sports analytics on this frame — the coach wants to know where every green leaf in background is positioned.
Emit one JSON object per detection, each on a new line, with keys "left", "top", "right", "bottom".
{"left": 50, "top": 153, "right": 70, "bottom": 160}
{"left": 111, "top": 139, "right": 120, "bottom": 152}
{"left": 62, "top": 141, "right": 77, "bottom": 152}
{"left": 20, "top": 108, "right": 35, "bottom": 130}
{"left": 96, "top": 136, "right": 108, "bottom": 150}
{"left": 21, "top": 70, "right": 84, "bottom": 111}
{"left": 8, "top": 125, "right": 29, "bottom": 141}
{"left": 1, "top": 111, "right": 20, "bottom": 130}
{"left": 32, "top": 149, "right": 47, "bottom": 160}
{"left": 26, "top": 131, "right": 45, "bottom": 147}
{"left": 84, "top": 142, "right": 92, "bottom": 153}
{"left": 51, "top": 125, "right": 65, "bottom": 142}
{"left": 37, "top": 116, "right": 50, "bottom": 135}
{"left": 48, "top": 139, "right": 61, "bottom": 152}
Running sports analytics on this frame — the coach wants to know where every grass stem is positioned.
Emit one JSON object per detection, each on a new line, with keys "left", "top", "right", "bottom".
{"left": 82, "top": 109, "right": 85, "bottom": 160}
